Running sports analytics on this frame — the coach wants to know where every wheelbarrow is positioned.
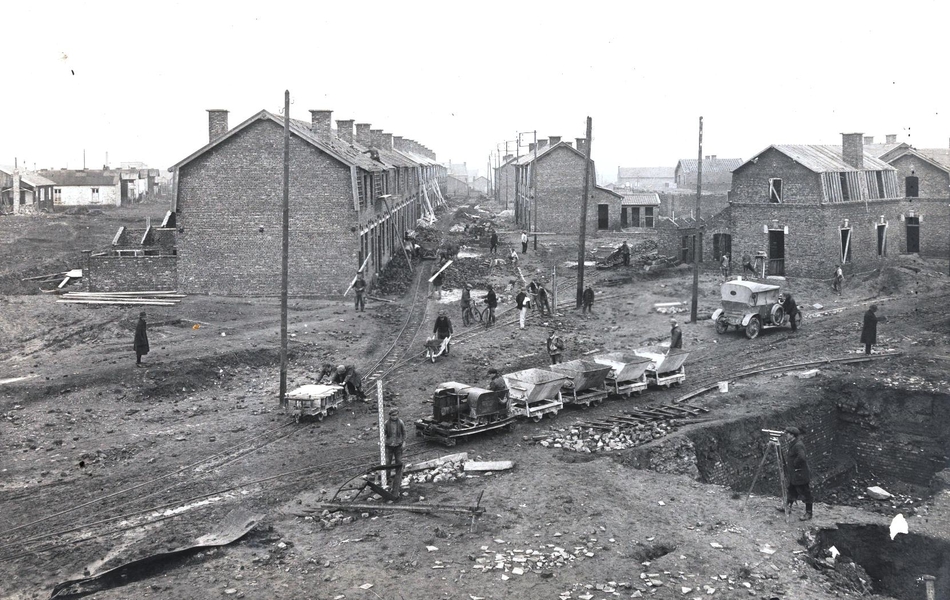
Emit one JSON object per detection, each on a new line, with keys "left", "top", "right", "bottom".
{"left": 425, "top": 335, "right": 451, "bottom": 363}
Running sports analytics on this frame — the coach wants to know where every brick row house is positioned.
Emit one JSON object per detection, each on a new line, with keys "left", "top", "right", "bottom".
{"left": 511, "top": 137, "right": 624, "bottom": 234}
{"left": 615, "top": 166, "right": 675, "bottom": 191}
{"left": 171, "top": 108, "right": 445, "bottom": 297}
{"left": 725, "top": 133, "right": 916, "bottom": 277}
{"left": 494, "top": 153, "right": 516, "bottom": 209}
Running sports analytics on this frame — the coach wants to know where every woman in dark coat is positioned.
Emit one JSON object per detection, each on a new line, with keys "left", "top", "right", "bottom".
{"left": 134, "top": 311, "right": 149, "bottom": 367}
{"left": 860, "top": 305, "right": 879, "bottom": 355}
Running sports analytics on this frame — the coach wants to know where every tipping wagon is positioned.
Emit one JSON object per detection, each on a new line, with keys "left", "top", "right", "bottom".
{"left": 592, "top": 352, "right": 653, "bottom": 397}
{"left": 548, "top": 359, "right": 612, "bottom": 406}
{"left": 415, "top": 381, "right": 515, "bottom": 446}
{"left": 637, "top": 349, "right": 690, "bottom": 389}
{"left": 286, "top": 384, "right": 345, "bottom": 423}
{"left": 501, "top": 368, "right": 567, "bottom": 421}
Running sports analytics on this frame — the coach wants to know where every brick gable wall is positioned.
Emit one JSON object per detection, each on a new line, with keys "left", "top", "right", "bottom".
{"left": 176, "top": 119, "right": 358, "bottom": 296}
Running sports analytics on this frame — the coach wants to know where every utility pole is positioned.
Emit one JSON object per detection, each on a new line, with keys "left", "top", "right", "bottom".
{"left": 279, "top": 90, "right": 290, "bottom": 408}
{"left": 690, "top": 117, "right": 703, "bottom": 323}
{"left": 576, "top": 116, "right": 593, "bottom": 308}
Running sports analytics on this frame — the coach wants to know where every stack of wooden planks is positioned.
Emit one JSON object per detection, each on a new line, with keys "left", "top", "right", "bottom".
{"left": 57, "top": 291, "right": 185, "bottom": 306}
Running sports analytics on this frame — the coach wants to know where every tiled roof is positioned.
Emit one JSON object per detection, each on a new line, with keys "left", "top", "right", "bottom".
{"left": 0, "top": 167, "right": 56, "bottom": 187}
{"left": 621, "top": 192, "right": 661, "bottom": 206}
{"left": 863, "top": 143, "right": 908, "bottom": 159}
{"left": 775, "top": 145, "right": 893, "bottom": 172}
{"left": 618, "top": 167, "right": 674, "bottom": 179}
{"left": 676, "top": 158, "right": 742, "bottom": 174}
{"left": 35, "top": 169, "right": 119, "bottom": 186}
{"left": 915, "top": 148, "right": 950, "bottom": 169}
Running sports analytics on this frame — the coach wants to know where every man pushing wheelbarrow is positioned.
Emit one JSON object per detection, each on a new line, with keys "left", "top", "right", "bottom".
{"left": 427, "top": 310, "right": 454, "bottom": 362}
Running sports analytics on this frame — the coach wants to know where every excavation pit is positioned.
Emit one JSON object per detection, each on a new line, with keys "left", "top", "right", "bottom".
{"left": 810, "top": 524, "right": 950, "bottom": 599}
{"left": 621, "top": 379, "right": 950, "bottom": 513}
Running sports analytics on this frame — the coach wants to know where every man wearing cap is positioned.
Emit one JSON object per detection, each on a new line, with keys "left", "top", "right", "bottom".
{"left": 333, "top": 365, "right": 365, "bottom": 401}
{"left": 669, "top": 318, "right": 683, "bottom": 350}
{"left": 521, "top": 230, "right": 529, "bottom": 254}
{"left": 547, "top": 329, "right": 565, "bottom": 365}
{"left": 489, "top": 229, "right": 498, "bottom": 254}
{"left": 433, "top": 310, "right": 453, "bottom": 355}
{"left": 134, "top": 311, "right": 149, "bottom": 367}
{"left": 620, "top": 241, "right": 631, "bottom": 267}
{"left": 484, "top": 285, "right": 497, "bottom": 327}
{"left": 353, "top": 272, "right": 367, "bottom": 312}
{"left": 861, "top": 305, "right": 886, "bottom": 355}
{"left": 781, "top": 427, "right": 813, "bottom": 520}
{"left": 384, "top": 408, "right": 406, "bottom": 498}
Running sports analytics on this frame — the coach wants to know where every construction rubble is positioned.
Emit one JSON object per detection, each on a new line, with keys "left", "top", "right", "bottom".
{"left": 530, "top": 420, "right": 678, "bottom": 453}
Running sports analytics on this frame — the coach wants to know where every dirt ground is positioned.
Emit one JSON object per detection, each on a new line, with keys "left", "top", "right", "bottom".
{"left": 1, "top": 200, "right": 948, "bottom": 600}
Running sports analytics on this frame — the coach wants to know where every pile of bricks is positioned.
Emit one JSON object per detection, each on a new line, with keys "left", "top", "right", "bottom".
{"left": 533, "top": 421, "right": 677, "bottom": 453}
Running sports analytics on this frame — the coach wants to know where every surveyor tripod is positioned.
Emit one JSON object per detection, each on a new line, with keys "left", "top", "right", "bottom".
{"left": 744, "top": 429, "right": 790, "bottom": 522}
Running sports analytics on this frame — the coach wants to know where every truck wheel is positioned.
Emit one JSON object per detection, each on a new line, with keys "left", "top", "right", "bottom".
{"left": 745, "top": 317, "right": 761, "bottom": 340}
{"left": 715, "top": 318, "right": 729, "bottom": 334}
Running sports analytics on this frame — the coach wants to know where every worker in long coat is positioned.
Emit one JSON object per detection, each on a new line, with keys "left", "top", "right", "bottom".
{"left": 781, "top": 427, "right": 813, "bottom": 520}
{"left": 134, "top": 311, "right": 149, "bottom": 367}
{"left": 669, "top": 318, "right": 683, "bottom": 350}
{"left": 860, "top": 305, "right": 881, "bottom": 355}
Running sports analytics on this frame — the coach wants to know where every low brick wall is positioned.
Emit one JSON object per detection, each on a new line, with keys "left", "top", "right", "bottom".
{"left": 85, "top": 254, "right": 178, "bottom": 292}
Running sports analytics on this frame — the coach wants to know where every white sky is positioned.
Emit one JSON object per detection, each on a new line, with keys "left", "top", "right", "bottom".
{"left": 6, "top": 0, "right": 950, "bottom": 183}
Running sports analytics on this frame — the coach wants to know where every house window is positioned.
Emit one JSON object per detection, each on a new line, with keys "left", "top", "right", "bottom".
{"left": 839, "top": 173, "right": 851, "bottom": 201}
{"left": 621, "top": 207, "right": 628, "bottom": 228}
{"left": 597, "top": 204, "right": 609, "bottom": 230}
{"left": 53, "top": 188, "right": 62, "bottom": 204}
{"left": 644, "top": 207, "right": 655, "bottom": 227}
{"left": 768, "top": 178, "right": 782, "bottom": 203}
{"left": 91, "top": 187, "right": 100, "bottom": 203}
{"left": 839, "top": 228, "right": 852, "bottom": 264}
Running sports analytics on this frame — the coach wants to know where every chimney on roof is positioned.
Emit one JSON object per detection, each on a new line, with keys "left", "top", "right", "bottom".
{"left": 710, "top": 155, "right": 717, "bottom": 160}
{"left": 393, "top": 136, "right": 405, "bottom": 151}
{"left": 528, "top": 142, "right": 536, "bottom": 152}
{"left": 309, "top": 110, "right": 332, "bottom": 139}
{"left": 864, "top": 135, "right": 874, "bottom": 145}
{"left": 886, "top": 134, "right": 897, "bottom": 144}
{"left": 370, "top": 129, "right": 383, "bottom": 149}
{"left": 504, "top": 154, "right": 513, "bottom": 162}
{"left": 575, "top": 138, "right": 588, "bottom": 155}
{"left": 207, "top": 110, "right": 229, "bottom": 143}
{"left": 548, "top": 136, "right": 562, "bottom": 146}
{"left": 336, "top": 119, "right": 355, "bottom": 144}
{"left": 355, "top": 123, "right": 372, "bottom": 146}
{"left": 538, "top": 139, "right": 548, "bottom": 149}
{"left": 842, "top": 132, "right": 864, "bottom": 169}
{"left": 381, "top": 133, "right": 393, "bottom": 151}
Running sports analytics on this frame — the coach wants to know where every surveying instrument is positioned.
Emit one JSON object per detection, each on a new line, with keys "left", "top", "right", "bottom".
{"left": 744, "top": 429, "right": 790, "bottom": 522}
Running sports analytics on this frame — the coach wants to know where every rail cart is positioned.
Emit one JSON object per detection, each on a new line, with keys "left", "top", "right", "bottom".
{"left": 592, "top": 352, "right": 653, "bottom": 397}
{"left": 286, "top": 384, "right": 345, "bottom": 422}
{"left": 415, "top": 381, "right": 515, "bottom": 446}
{"left": 502, "top": 368, "right": 567, "bottom": 421}
{"left": 549, "top": 359, "right": 612, "bottom": 406}
{"left": 641, "top": 350, "right": 690, "bottom": 389}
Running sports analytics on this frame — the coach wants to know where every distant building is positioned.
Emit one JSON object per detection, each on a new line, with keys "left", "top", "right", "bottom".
{"left": 0, "top": 167, "right": 55, "bottom": 212}
{"left": 616, "top": 167, "right": 675, "bottom": 191}
{"left": 471, "top": 175, "right": 489, "bottom": 195}
{"left": 444, "top": 174, "right": 473, "bottom": 198}
{"left": 513, "top": 137, "right": 624, "bottom": 233}
{"left": 674, "top": 156, "right": 742, "bottom": 193}
{"left": 620, "top": 192, "right": 660, "bottom": 228}
{"left": 36, "top": 169, "right": 121, "bottom": 208}
{"left": 448, "top": 161, "right": 468, "bottom": 182}
{"left": 494, "top": 154, "right": 517, "bottom": 208}
{"left": 171, "top": 108, "right": 444, "bottom": 296}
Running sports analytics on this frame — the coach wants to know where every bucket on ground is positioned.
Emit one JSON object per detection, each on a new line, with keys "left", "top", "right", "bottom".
{"left": 718, "top": 381, "right": 729, "bottom": 393}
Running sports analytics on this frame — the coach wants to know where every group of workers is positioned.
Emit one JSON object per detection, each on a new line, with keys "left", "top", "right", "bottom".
{"left": 318, "top": 363, "right": 366, "bottom": 401}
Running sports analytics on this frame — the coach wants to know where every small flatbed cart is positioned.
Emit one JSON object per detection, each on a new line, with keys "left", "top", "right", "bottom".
{"left": 642, "top": 350, "right": 690, "bottom": 389}
{"left": 286, "top": 384, "right": 345, "bottom": 423}
{"left": 549, "top": 359, "right": 612, "bottom": 406}
{"left": 415, "top": 382, "right": 515, "bottom": 446}
{"left": 502, "top": 368, "right": 567, "bottom": 422}
{"left": 592, "top": 352, "right": 653, "bottom": 397}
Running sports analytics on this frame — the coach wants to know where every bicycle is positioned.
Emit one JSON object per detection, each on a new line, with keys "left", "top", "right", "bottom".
{"left": 462, "top": 303, "right": 481, "bottom": 326}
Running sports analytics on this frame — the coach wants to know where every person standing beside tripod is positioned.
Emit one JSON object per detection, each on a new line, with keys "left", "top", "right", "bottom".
{"left": 779, "top": 427, "right": 813, "bottom": 521}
